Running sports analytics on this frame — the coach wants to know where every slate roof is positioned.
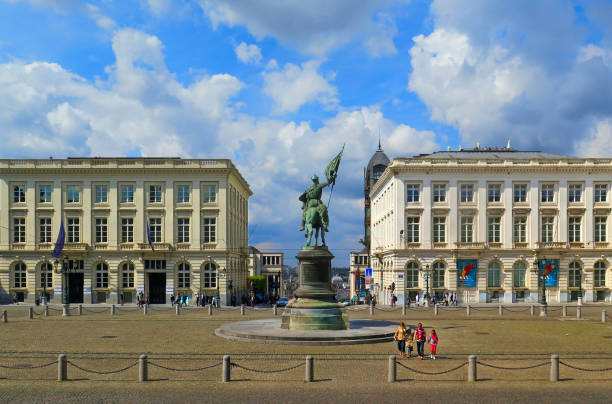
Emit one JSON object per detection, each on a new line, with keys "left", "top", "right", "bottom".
{"left": 412, "top": 149, "right": 572, "bottom": 160}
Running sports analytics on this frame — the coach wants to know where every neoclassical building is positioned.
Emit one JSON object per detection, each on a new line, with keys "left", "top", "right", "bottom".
{"left": 0, "top": 157, "right": 251, "bottom": 305}
{"left": 369, "top": 148, "right": 611, "bottom": 305}
{"left": 248, "top": 246, "right": 283, "bottom": 296}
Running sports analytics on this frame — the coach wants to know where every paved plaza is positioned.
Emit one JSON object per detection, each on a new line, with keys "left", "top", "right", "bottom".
{"left": 0, "top": 303, "right": 611, "bottom": 402}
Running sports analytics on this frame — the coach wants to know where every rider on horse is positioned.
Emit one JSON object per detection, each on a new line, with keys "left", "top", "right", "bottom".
{"left": 298, "top": 174, "right": 330, "bottom": 232}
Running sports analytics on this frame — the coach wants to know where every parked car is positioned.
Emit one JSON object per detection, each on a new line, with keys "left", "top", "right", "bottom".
{"left": 277, "top": 297, "right": 289, "bottom": 307}
{"left": 340, "top": 300, "right": 351, "bottom": 307}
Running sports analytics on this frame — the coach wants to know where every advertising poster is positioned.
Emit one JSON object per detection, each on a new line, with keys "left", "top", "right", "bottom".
{"left": 457, "top": 259, "right": 478, "bottom": 287}
{"left": 538, "top": 259, "right": 559, "bottom": 287}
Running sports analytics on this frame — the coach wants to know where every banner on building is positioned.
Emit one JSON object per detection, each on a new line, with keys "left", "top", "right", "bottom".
{"left": 457, "top": 259, "right": 477, "bottom": 287}
{"left": 538, "top": 259, "right": 559, "bottom": 287}
{"left": 84, "top": 285, "right": 91, "bottom": 295}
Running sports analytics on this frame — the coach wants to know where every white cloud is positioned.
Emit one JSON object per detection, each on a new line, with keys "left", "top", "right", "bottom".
{"left": 85, "top": 3, "right": 115, "bottom": 30}
{"left": 262, "top": 60, "right": 337, "bottom": 114}
{"left": 408, "top": 0, "right": 612, "bottom": 154}
{"left": 234, "top": 42, "right": 262, "bottom": 65}
{"left": 199, "top": 0, "right": 400, "bottom": 56}
{"left": 3, "top": 0, "right": 116, "bottom": 30}
{"left": 364, "top": 12, "right": 398, "bottom": 58}
{"left": 574, "top": 120, "right": 612, "bottom": 158}
{"left": 147, "top": 0, "right": 171, "bottom": 15}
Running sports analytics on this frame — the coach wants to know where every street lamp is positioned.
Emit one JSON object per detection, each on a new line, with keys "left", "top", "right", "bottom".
{"left": 422, "top": 264, "right": 431, "bottom": 305}
{"left": 534, "top": 257, "right": 547, "bottom": 306}
{"left": 54, "top": 255, "right": 76, "bottom": 306}
{"left": 217, "top": 267, "right": 226, "bottom": 307}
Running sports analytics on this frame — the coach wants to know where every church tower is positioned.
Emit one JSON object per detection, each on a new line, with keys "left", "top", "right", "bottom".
{"left": 363, "top": 140, "right": 390, "bottom": 249}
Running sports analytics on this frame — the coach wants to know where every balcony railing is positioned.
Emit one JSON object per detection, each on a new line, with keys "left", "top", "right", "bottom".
{"left": 513, "top": 242, "right": 528, "bottom": 249}
{"left": 454, "top": 242, "right": 486, "bottom": 249}
{"left": 201, "top": 243, "right": 217, "bottom": 250}
{"left": 175, "top": 243, "right": 191, "bottom": 250}
{"left": 64, "top": 243, "right": 89, "bottom": 251}
{"left": 595, "top": 242, "right": 609, "bottom": 249}
{"left": 536, "top": 242, "right": 567, "bottom": 249}
{"left": 138, "top": 243, "right": 172, "bottom": 251}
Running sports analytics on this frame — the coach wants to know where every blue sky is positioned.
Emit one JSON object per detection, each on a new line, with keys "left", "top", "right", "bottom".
{"left": 1, "top": 0, "right": 612, "bottom": 265}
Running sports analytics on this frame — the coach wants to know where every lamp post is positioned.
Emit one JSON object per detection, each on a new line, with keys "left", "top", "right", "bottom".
{"left": 534, "top": 257, "right": 547, "bottom": 306}
{"left": 217, "top": 267, "right": 226, "bottom": 307}
{"left": 423, "top": 264, "right": 431, "bottom": 305}
{"left": 54, "top": 255, "right": 75, "bottom": 306}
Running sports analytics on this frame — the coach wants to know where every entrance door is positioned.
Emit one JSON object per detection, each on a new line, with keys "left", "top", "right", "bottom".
{"left": 68, "top": 273, "right": 84, "bottom": 303}
{"left": 148, "top": 273, "right": 166, "bottom": 304}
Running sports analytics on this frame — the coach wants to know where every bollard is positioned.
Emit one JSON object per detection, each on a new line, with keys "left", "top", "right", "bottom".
{"left": 577, "top": 296, "right": 583, "bottom": 306}
{"left": 498, "top": 304, "right": 503, "bottom": 316}
{"left": 139, "top": 354, "right": 148, "bottom": 382}
{"left": 402, "top": 303, "right": 406, "bottom": 316}
{"left": 241, "top": 304, "right": 245, "bottom": 316}
{"left": 576, "top": 305, "right": 582, "bottom": 319}
{"left": 63, "top": 304, "right": 70, "bottom": 317}
{"left": 28, "top": 307, "right": 33, "bottom": 319}
{"left": 540, "top": 305, "right": 547, "bottom": 317}
{"left": 434, "top": 304, "right": 439, "bottom": 316}
{"left": 143, "top": 305, "right": 148, "bottom": 315}
{"left": 78, "top": 304, "right": 82, "bottom": 315}
{"left": 388, "top": 355, "right": 396, "bottom": 383}
{"left": 175, "top": 305, "right": 180, "bottom": 315}
{"left": 58, "top": 354, "right": 67, "bottom": 381}
{"left": 222, "top": 355, "right": 231, "bottom": 382}
{"left": 305, "top": 355, "right": 314, "bottom": 383}
{"left": 273, "top": 304, "right": 278, "bottom": 316}
{"left": 603, "top": 309, "right": 607, "bottom": 323}
{"left": 550, "top": 354, "right": 559, "bottom": 382}
{"left": 208, "top": 305, "right": 213, "bottom": 316}
{"left": 530, "top": 304, "right": 535, "bottom": 316}
{"left": 468, "top": 355, "right": 477, "bottom": 382}
{"left": 2, "top": 310, "right": 7, "bottom": 323}
{"left": 466, "top": 304, "right": 471, "bottom": 316}
{"left": 44, "top": 305, "right": 49, "bottom": 316}
{"left": 369, "top": 303, "right": 374, "bottom": 316}
{"left": 111, "top": 304, "right": 116, "bottom": 315}
{"left": 562, "top": 304, "right": 567, "bottom": 317}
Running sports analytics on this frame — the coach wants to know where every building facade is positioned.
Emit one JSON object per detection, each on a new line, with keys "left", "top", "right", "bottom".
{"left": 349, "top": 143, "right": 389, "bottom": 300}
{"left": 0, "top": 157, "right": 251, "bottom": 305}
{"left": 248, "top": 246, "right": 283, "bottom": 297}
{"left": 370, "top": 148, "right": 612, "bottom": 305}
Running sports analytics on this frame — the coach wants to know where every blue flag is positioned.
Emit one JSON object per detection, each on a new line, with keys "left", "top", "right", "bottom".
{"left": 52, "top": 222, "right": 65, "bottom": 259}
{"left": 146, "top": 219, "right": 155, "bottom": 251}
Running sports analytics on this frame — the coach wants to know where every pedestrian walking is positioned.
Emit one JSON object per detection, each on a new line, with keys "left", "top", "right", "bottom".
{"left": 170, "top": 294, "right": 175, "bottom": 307}
{"left": 393, "top": 322, "right": 408, "bottom": 359}
{"left": 413, "top": 322, "right": 427, "bottom": 359}
{"left": 429, "top": 329, "right": 439, "bottom": 360}
{"left": 406, "top": 326, "right": 414, "bottom": 358}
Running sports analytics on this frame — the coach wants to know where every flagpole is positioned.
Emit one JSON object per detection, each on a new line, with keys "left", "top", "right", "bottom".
{"left": 327, "top": 143, "right": 345, "bottom": 208}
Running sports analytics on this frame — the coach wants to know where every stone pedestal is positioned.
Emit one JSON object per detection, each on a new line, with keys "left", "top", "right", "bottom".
{"left": 281, "top": 247, "right": 348, "bottom": 330}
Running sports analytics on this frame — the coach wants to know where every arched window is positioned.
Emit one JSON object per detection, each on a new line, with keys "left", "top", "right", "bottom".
{"left": 433, "top": 262, "right": 445, "bottom": 288}
{"left": 203, "top": 263, "right": 217, "bottom": 288}
{"left": 40, "top": 262, "right": 53, "bottom": 288}
{"left": 513, "top": 261, "right": 526, "bottom": 288}
{"left": 373, "top": 164, "right": 386, "bottom": 182}
{"left": 122, "top": 262, "right": 134, "bottom": 288}
{"left": 13, "top": 262, "right": 26, "bottom": 288}
{"left": 487, "top": 262, "right": 501, "bottom": 288}
{"left": 569, "top": 261, "right": 582, "bottom": 287}
{"left": 406, "top": 262, "right": 419, "bottom": 288}
{"left": 178, "top": 262, "right": 190, "bottom": 288}
{"left": 95, "top": 263, "right": 108, "bottom": 288}
{"left": 594, "top": 261, "right": 606, "bottom": 288}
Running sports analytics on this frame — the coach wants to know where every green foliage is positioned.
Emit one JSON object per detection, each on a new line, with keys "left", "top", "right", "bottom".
{"left": 248, "top": 275, "right": 267, "bottom": 292}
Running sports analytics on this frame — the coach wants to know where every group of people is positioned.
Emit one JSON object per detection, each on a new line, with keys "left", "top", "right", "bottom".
{"left": 393, "top": 322, "right": 439, "bottom": 360}
{"left": 411, "top": 292, "right": 458, "bottom": 307}
{"left": 136, "top": 292, "right": 148, "bottom": 308}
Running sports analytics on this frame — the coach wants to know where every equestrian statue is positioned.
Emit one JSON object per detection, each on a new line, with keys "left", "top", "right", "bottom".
{"left": 299, "top": 145, "right": 344, "bottom": 247}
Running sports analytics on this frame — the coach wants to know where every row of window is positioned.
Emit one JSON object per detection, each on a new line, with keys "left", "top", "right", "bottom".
{"left": 10, "top": 262, "right": 219, "bottom": 289}
{"left": 404, "top": 215, "right": 608, "bottom": 244}
{"left": 262, "top": 255, "right": 282, "bottom": 266}
{"left": 406, "top": 183, "right": 609, "bottom": 204}
{"left": 11, "top": 184, "right": 218, "bottom": 204}
{"left": 402, "top": 261, "right": 607, "bottom": 288}
{"left": 11, "top": 217, "right": 217, "bottom": 244}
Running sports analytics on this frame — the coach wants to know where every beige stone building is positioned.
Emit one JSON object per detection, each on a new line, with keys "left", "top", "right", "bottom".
{"left": 248, "top": 246, "right": 283, "bottom": 297}
{"left": 369, "top": 148, "right": 612, "bottom": 305}
{"left": 0, "top": 157, "right": 251, "bottom": 305}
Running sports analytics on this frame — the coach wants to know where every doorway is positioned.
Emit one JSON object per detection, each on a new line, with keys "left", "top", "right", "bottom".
{"left": 68, "top": 273, "right": 84, "bottom": 303}
{"left": 147, "top": 273, "right": 166, "bottom": 304}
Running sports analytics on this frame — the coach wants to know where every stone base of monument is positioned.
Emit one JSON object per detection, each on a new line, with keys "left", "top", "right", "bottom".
{"left": 215, "top": 318, "right": 396, "bottom": 346}
{"left": 280, "top": 305, "right": 349, "bottom": 330}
